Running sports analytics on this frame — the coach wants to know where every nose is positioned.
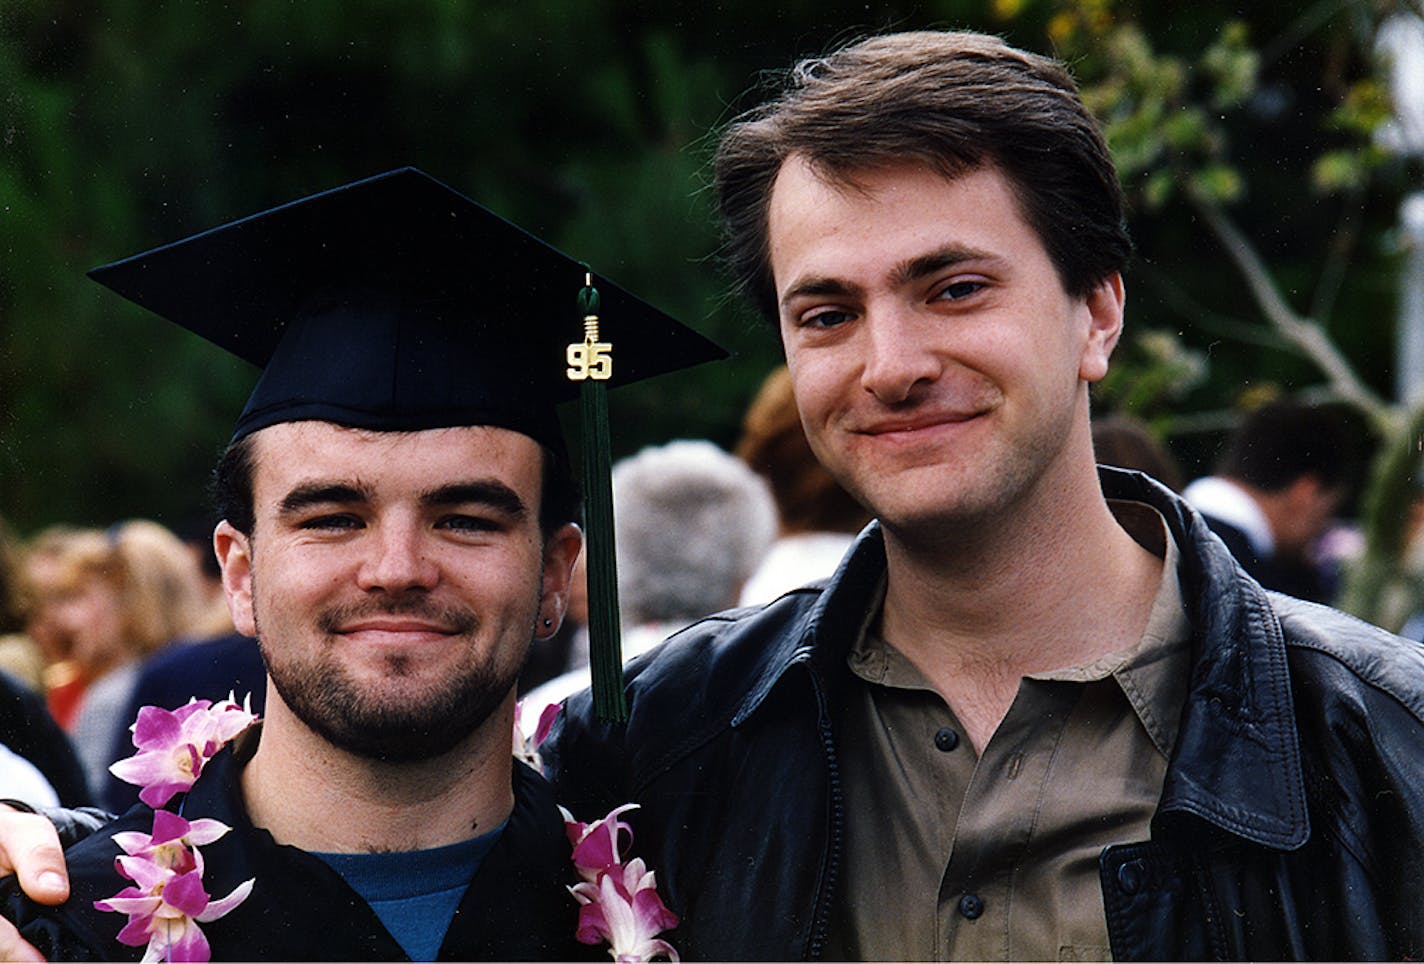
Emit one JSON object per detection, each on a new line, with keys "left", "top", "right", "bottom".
{"left": 860, "top": 309, "right": 941, "bottom": 404}
{"left": 356, "top": 521, "right": 440, "bottom": 594}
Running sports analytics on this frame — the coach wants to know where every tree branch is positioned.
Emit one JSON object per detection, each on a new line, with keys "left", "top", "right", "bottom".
{"left": 1189, "top": 191, "right": 1394, "bottom": 429}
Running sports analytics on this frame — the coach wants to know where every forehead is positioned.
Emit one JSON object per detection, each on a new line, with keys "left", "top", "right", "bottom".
{"left": 248, "top": 421, "right": 546, "bottom": 499}
{"left": 768, "top": 157, "right": 1044, "bottom": 263}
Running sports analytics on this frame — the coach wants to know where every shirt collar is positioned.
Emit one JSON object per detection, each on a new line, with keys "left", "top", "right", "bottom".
{"left": 1033, "top": 502, "right": 1190, "bottom": 759}
{"left": 847, "top": 501, "right": 1191, "bottom": 760}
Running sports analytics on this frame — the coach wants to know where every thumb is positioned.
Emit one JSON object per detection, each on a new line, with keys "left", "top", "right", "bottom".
{"left": 0, "top": 810, "right": 69, "bottom": 905}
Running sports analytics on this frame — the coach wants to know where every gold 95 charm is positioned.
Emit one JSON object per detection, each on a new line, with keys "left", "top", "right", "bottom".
{"left": 567, "top": 329, "right": 613, "bottom": 380}
{"left": 568, "top": 274, "right": 613, "bottom": 381}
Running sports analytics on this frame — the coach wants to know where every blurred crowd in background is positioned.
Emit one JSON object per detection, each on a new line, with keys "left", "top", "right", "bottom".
{"left": 1, "top": 359, "right": 1414, "bottom": 814}
{"left": 8, "top": 4, "right": 1424, "bottom": 822}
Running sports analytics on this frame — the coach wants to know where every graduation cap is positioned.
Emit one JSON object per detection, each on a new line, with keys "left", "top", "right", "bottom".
{"left": 88, "top": 167, "right": 727, "bottom": 723}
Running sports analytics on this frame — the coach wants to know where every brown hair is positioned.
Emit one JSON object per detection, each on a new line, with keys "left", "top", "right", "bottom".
{"left": 714, "top": 30, "right": 1131, "bottom": 322}
{"left": 1092, "top": 414, "right": 1184, "bottom": 492}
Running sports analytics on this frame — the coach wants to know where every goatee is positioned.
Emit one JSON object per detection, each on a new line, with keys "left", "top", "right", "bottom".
{"left": 257, "top": 596, "right": 523, "bottom": 763}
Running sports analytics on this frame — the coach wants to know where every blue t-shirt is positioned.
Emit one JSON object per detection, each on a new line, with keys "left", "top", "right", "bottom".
{"left": 314, "top": 822, "right": 507, "bottom": 961}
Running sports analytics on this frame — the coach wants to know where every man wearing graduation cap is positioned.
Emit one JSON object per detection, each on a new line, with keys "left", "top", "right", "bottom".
{"left": 0, "top": 168, "right": 720, "bottom": 961}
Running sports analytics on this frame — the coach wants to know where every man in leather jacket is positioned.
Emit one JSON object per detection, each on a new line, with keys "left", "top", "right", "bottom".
{"left": 5, "top": 30, "right": 1424, "bottom": 962}
{"left": 547, "top": 29, "right": 1424, "bottom": 960}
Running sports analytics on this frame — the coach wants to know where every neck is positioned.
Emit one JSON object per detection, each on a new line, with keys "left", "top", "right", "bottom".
{"left": 241, "top": 684, "right": 516, "bottom": 853}
{"left": 879, "top": 455, "right": 1162, "bottom": 752}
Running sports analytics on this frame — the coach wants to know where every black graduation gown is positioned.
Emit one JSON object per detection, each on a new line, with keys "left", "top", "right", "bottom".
{"left": 0, "top": 745, "right": 589, "bottom": 961}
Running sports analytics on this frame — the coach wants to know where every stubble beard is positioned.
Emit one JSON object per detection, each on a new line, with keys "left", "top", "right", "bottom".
{"left": 861, "top": 414, "right": 1076, "bottom": 554}
{"left": 252, "top": 576, "right": 526, "bottom": 764}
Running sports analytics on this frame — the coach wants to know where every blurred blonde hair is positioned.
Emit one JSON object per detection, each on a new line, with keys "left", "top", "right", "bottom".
{"left": 46, "top": 520, "right": 207, "bottom": 659}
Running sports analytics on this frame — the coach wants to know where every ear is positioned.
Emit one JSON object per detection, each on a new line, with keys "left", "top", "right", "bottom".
{"left": 214, "top": 521, "right": 257, "bottom": 637}
{"left": 536, "top": 524, "right": 584, "bottom": 639}
{"left": 1078, "top": 272, "right": 1126, "bottom": 383}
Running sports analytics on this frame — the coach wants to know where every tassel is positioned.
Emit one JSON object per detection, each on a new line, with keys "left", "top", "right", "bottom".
{"left": 570, "top": 276, "right": 626, "bottom": 723}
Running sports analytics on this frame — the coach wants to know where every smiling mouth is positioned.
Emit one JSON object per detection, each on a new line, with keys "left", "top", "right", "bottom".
{"left": 320, "top": 604, "right": 478, "bottom": 639}
{"left": 336, "top": 619, "right": 460, "bottom": 635}
{"left": 334, "top": 625, "right": 465, "bottom": 650}
{"left": 856, "top": 411, "right": 982, "bottom": 436}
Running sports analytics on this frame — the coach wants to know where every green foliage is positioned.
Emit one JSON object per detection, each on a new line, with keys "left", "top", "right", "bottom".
{"left": 0, "top": 0, "right": 1417, "bottom": 634}
{"left": 1200, "top": 20, "right": 1259, "bottom": 110}
{"left": 1066, "top": 17, "right": 1259, "bottom": 208}
{"left": 1050, "top": 0, "right": 1424, "bottom": 624}
{"left": 1093, "top": 328, "right": 1208, "bottom": 417}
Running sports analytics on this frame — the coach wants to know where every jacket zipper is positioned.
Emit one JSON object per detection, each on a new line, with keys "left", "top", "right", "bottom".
{"left": 805, "top": 663, "right": 844, "bottom": 960}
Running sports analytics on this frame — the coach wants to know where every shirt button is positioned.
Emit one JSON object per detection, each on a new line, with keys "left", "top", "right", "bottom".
{"left": 934, "top": 727, "right": 960, "bottom": 751}
{"left": 958, "top": 894, "right": 984, "bottom": 919}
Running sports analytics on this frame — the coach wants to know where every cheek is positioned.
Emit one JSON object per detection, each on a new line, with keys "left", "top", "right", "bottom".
{"left": 784, "top": 350, "right": 839, "bottom": 424}
{"left": 493, "top": 549, "right": 552, "bottom": 616}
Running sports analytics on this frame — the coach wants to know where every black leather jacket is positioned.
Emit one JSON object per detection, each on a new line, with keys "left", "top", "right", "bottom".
{"left": 548, "top": 467, "right": 1424, "bottom": 961}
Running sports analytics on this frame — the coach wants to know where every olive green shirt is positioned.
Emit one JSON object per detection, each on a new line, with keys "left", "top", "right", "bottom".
{"left": 825, "top": 503, "right": 1190, "bottom": 962}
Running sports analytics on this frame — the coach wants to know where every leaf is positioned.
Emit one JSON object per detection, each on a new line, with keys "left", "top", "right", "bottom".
{"left": 1189, "top": 165, "right": 1244, "bottom": 203}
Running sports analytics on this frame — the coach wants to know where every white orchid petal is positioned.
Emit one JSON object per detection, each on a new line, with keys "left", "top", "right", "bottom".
{"left": 181, "top": 819, "right": 233, "bottom": 847}
{"left": 196, "top": 877, "right": 255, "bottom": 922}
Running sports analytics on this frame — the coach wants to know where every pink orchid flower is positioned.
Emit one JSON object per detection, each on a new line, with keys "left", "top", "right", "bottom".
{"left": 109, "top": 695, "right": 259, "bottom": 808}
{"left": 570, "top": 857, "right": 680, "bottom": 963}
{"left": 560, "top": 802, "right": 639, "bottom": 882}
{"left": 560, "top": 803, "right": 679, "bottom": 961}
{"left": 112, "top": 810, "right": 233, "bottom": 875}
{"left": 512, "top": 700, "right": 562, "bottom": 770}
{"left": 96, "top": 812, "right": 253, "bottom": 962}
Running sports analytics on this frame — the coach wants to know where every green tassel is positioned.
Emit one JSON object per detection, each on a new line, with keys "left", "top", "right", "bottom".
{"left": 575, "top": 279, "right": 627, "bottom": 724}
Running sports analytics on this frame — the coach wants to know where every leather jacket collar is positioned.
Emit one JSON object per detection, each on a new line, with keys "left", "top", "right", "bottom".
{"left": 733, "top": 465, "right": 1308, "bottom": 851}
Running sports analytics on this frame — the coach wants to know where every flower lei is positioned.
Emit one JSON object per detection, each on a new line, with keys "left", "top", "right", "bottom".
{"left": 514, "top": 702, "right": 680, "bottom": 962}
{"left": 561, "top": 804, "right": 680, "bottom": 963}
{"left": 97, "top": 694, "right": 260, "bottom": 962}
{"left": 97, "top": 695, "right": 675, "bottom": 962}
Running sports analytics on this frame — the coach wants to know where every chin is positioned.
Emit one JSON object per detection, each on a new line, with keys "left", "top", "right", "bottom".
{"left": 269, "top": 649, "right": 520, "bottom": 764}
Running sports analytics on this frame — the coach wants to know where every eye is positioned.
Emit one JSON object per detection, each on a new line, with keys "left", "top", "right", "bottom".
{"left": 799, "top": 307, "right": 855, "bottom": 329}
{"left": 934, "top": 279, "right": 986, "bottom": 302}
{"left": 300, "top": 514, "right": 363, "bottom": 531}
{"left": 437, "top": 514, "right": 502, "bottom": 534}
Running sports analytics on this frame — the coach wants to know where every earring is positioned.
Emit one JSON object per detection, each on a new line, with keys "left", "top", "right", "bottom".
{"left": 543, "top": 618, "right": 553, "bottom": 628}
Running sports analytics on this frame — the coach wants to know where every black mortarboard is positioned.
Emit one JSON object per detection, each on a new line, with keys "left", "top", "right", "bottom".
{"left": 88, "top": 167, "right": 723, "bottom": 449}
{"left": 88, "top": 167, "right": 727, "bottom": 722}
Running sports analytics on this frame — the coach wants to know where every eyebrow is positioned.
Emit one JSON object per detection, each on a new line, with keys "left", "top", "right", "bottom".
{"left": 778, "top": 276, "right": 862, "bottom": 311}
{"left": 420, "top": 481, "right": 528, "bottom": 519}
{"left": 890, "top": 244, "right": 1002, "bottom": 288}
{"left": 779, "top": 244, "right": 1003, "bottom": 311}
{"left": 276, "top": 479, "right": 530, "bottom": 520}
{"left": 279, "top": 482, "right": 373, "bottom": 516}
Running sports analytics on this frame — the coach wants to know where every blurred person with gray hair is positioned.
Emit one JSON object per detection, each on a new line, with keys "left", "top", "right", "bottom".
{"left": 521, "top": 440, "right": 777, "bottom": 729}
{"left": 615, "top": 440, "right": 778, "bottom": 626}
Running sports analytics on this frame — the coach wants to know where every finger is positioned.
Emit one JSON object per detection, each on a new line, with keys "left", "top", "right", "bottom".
{"left": 0, "top": 917, "right": 49, "bottom": 963}
{"left": 0, "top": 811, "right": 69, "bottom": 904}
